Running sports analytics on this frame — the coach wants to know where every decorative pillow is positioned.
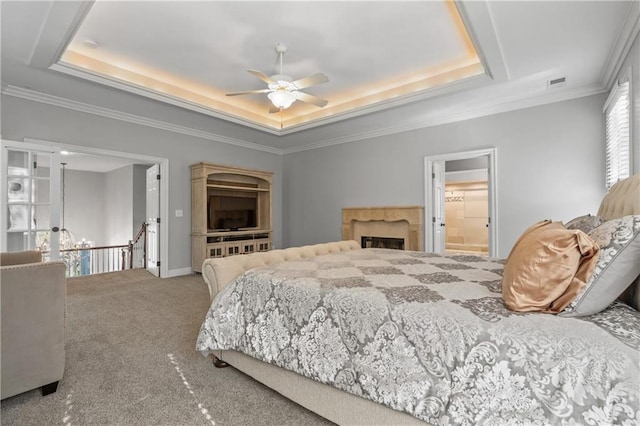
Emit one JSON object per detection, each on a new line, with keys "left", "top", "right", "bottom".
{"left": 502, "top": 220, "right": 600, "bottom": 313}
{"left": 561, "top": 215, "right": 640, "bottom": 317}
{"left": 617, "top": 276, "right": 640, "bottom": 310}
{"left": 565, "top": 214, "right": 605, "bottom": 234}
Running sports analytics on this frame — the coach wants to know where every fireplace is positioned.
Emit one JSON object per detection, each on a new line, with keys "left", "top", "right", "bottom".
{"left": 342, "top": 206, "right": 424, "bottom": 251}
{"left": 361, "top": 236, "right": 405, "bottom": 250}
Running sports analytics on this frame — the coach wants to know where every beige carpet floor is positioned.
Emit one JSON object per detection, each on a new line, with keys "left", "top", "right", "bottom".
{"left": 0, "top": 269, "right": 332, "bottom": 425}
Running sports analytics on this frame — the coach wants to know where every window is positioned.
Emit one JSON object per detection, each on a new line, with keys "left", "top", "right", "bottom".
{"left": 604, "top": 73, "right": 631, "bottom": 189}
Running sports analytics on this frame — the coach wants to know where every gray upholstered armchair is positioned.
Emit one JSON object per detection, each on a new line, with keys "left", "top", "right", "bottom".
{"left": 1, "top": 250, "right": 66, "bottom": 399}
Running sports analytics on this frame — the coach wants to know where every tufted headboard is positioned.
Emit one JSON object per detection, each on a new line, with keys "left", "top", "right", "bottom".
{"left": 201, "top": 240, "right": 362, "bottom": 302}
{"left": 597, "top": 173, "right": 640, "bottom": 220}
{"left": 596, "top": 173, "right": 640, "bottom": 310}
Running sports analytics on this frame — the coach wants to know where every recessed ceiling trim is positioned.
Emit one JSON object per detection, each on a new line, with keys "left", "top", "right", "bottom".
{"left": 276, "top": 71, "right": 491, "bottom": 136}
{"left": 599, "top": 0, "right": 640, "bottom": 89}
{"left": 455, "top": 0, "right": 509, "bottom": 82}
{"left": 277, "top": 61, "right": 484, "bottom": 129}
{"left": 29, "top": 0, "right": 94, "bottom": 69}
{"left": 49, "top": 62, "right": 285, "bottom": 136}
{"left": 52, "top": 58, "right": 488, "bottom": 137}
{"left": 58, "top": 50, "right": 283, "bottom": 130}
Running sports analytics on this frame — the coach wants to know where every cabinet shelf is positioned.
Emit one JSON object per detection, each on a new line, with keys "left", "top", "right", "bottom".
{"left": 206, "top": 183, "right": 269, "bottom": 192}
{"left": 205, "top": 229, "right": 272, "bottom": 237}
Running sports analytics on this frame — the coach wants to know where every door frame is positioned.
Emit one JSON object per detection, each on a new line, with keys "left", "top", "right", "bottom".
{"left": 424, "top": 147, "right": 498, "bottom": 257}
{"left": 24, "top": 138, "right": 170, "bottom": 278}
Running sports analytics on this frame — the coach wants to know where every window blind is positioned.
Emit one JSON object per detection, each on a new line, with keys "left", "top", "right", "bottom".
{"left": 604, "top": 78, "right": 630, "bottom": 189}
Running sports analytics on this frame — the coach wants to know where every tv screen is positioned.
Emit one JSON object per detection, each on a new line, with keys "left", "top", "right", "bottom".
{"left": 208, "top": 195, "right": 257, "bottom": 230}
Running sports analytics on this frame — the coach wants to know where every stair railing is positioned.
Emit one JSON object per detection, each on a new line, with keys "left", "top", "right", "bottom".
{"left": 128, "top": 222, "right": 147, "bottom": 270}
{"left": 40, "top": 223, "right": 148, "bottom": 277}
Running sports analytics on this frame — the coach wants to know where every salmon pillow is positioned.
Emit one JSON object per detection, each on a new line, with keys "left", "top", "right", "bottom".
{"left": 502, "top": 220, "right": 600, "bottom": 313}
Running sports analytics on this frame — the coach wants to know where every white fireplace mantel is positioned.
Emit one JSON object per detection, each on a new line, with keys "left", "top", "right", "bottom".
{"left": 342, "top": 206, "right": 424, "bottom": 251}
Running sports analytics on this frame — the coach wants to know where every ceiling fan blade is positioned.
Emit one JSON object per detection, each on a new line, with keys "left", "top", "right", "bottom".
{"left": 268, "top": 106, "right": 282, "bottom": 114}
{"left": 247, "top": 69, "right": 276, "bottom": 85}
{"left": 291, "top": 73, "right": 329, "bottom": 90}
{"left": 294, "top": 91, "right": 328, "bottom": 108}
{"left": 225, "top": 89, "right": 272, "bottom": 96}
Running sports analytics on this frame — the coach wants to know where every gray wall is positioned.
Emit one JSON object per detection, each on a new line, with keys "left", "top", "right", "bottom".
{"left": 104, "top": 165, "right": 133, "bottom": 246}
{"left": 65, "top": 169, "right": 106, "bottom": 245}
{"left": 1, "top": 96, "right": 284, "bottom": 273}
{"left": 0, "top": 84, "right": 617, "bottom": 264}
{"left": 61, "top": 165, "right": 150, "bottom": 247}
{"left": 283, "top": 94, "right": 608, "bottom": 257}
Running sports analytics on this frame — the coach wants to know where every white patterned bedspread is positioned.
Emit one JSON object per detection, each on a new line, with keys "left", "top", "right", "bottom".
{"left": 196, "top": 249, "right": 640, "bottom": 425}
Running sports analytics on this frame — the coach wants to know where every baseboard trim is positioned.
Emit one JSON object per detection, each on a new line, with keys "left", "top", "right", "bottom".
{"left": 166, "top": 267, "right": 193, "bottom": 278}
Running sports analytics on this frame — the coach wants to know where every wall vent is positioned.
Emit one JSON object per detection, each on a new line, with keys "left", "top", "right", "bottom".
{"left": 547, "top": 77, "right": 567, "bottom": 90}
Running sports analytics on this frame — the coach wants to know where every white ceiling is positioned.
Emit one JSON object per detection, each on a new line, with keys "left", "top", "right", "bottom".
{"left": 1, "top": 1, "right": 638, "bottom": 151}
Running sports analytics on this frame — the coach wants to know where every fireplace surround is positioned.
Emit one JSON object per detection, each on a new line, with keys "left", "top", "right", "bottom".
{"left": 342, "top": 206, "right": 424, "bottom": 251}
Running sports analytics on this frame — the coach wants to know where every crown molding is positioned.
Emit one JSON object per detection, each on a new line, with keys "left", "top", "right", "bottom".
{"left": 2, "top": 82, "right": 606, "bottom": 157}
{"left": 0, "top": 84, "right": 282, "bottom": 155}
{"left": 50, "top": 62, "right": 285, "bottom": 136}
{"left": 276, "top": 73, "right": 490, "bottom": 136}
{"left": 52, "top": 61, "right": 489, "bottom": 138}
{"left": 599, "top": 0, "right": 640, "bottom": 90}
{"left": 281, "top": 83, "right": 607, "bottom": 154}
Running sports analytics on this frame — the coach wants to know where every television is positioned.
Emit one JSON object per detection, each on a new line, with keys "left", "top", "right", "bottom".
{"left": 208, "top": 195, "right": 257, "bottom": 231}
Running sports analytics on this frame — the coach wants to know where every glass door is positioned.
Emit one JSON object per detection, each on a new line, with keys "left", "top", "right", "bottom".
{"left": 1, "top": 141, "right": 61, "bottom": 260}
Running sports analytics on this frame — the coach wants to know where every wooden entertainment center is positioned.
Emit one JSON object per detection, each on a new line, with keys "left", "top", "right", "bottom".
{"left": 191, "top": 162, "right": 273, "bottom": 273}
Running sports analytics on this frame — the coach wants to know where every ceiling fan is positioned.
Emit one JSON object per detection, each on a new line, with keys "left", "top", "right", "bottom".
{"left": 226, "top": 42, "right": 329, "bottom": 113}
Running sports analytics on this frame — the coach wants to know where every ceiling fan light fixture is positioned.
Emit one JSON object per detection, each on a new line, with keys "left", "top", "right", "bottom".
{"left": 268, "top": 90, "right": 296, "bottom": 109}
{"left": 226, "top": 43, "right": 328, "bottom": 112}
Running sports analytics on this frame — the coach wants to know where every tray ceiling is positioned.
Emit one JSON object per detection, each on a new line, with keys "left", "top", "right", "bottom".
{"left": 56, "top": 1, "right": 485, "bottom": 134}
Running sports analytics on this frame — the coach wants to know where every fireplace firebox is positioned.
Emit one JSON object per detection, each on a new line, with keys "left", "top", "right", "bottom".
{"left": 361, "top": 236, "right": 405, "bottom": 250}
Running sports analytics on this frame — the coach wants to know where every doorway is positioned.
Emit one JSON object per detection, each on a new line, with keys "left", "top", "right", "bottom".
{"left": 3, "top": 138, "right": 170, "bottom": 277}
{"left": 424, "top": 148, "right": 498, "bottom": 257}
{"left": 444, "top": 159, "right": 489, "bottom": 255}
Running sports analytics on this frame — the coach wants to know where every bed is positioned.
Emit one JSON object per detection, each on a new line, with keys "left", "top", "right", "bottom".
{"left": 196, "top": 174, "right": 640, "bottom": 425}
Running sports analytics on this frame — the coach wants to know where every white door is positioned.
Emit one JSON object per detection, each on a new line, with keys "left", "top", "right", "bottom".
{"left": 425, "top": 148, "right": 498, "bottom": 257}
{"left": 1, "top": 141, "right": 61, "bottom": 260}
{"left": 146, "top": 164, "right": 160, "bottom": 277}
{"left": 432, "top": 161, "right": 445, "bottom": 254}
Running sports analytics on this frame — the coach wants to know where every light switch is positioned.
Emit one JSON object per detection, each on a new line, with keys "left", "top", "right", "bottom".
{"left": 175, "top": 209, "right": 183, "bottom": 217}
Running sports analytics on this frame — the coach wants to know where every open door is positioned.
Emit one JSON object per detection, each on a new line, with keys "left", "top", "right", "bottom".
{"left": 2, "top": 141, "right": 61, "bottom": 260}
{"left": 146, "top": 164, "right": 160, "bottom": 277}
{"left": 425, "top": 148, "right": 498, "bottom": 257}
{"left": 432, "top": 161, "right": 446, "bottom": 254}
